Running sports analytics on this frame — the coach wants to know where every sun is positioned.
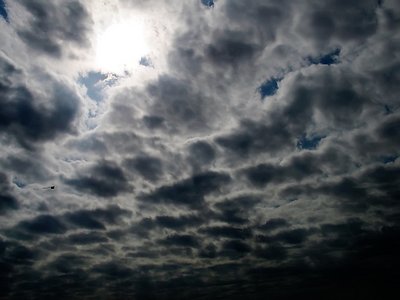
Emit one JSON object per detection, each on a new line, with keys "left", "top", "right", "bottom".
{"left": 96, "top": 20, "right": 148, "bottom": 74}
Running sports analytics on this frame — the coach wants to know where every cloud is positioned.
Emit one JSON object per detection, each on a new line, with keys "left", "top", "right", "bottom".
{"left": 254, "top": 244, "right": 288, "bottom": 261}
{"left": 15, "top": 0, "right": 91, "bottom": 57}
{"left": 0, "top": 194, "right": 19, "bottom": 214}
{"left": 92, "top": 261, "right": 134, "bottom": 279}
{"left": 296, "top": 0, "right": 378, "bottom": 46}
{"left": 213, "top": 195, "right": 261, "bottom": 225}
{"left": 64, "top": 205, "right": 132, "bottom": 229}
{"left": 1, "top": 240, "right": 38, "bottom": 266}
{"left": 64, "top": 211, "right": 106, "bottom": 230}
{"left": 1, "top": 0, "right": 399, "bottom": 298}
{"left": 154, "top": 214, "right": 203, "bottom": 230}
{"left": 215, "top": 119, "right": 293, "bottom": 157}
{"left": 123, "top": 155, "right": 163, "bottom": 182}
{"left": 145, "top": 75, "right": 219, "bottom": 133}
{"left": 159, "top": 234, "right": 200, "bottom": 248}
{"left": 205, "top": 37, "right": 258, "bottom": 67}
{"left": 259, "top": 218, "right": 289, "bottom": 231}
{"left": 0, "top": 173, "right": 19, "bottom": 214}
{"left": 200, "top": 226, "right": 252, "bottom": 240}
{"left": 65, "top": 160, "right": 130, "bottom": 197}
{"left": 46, "top": 253, "right": 87, "bottom": 274}
{"left": 220, "top": 239, "right": 252, "bottom": 257}
{"left": 14, "top": 215, "right": 67, "bottom": 235}
{"left": 0, "top": 56, "right": 80, "bottom": 149}
{"left": 67, "top": 231, "right": 108, "bottom": 245}
{"left": 139, "top": 171, "right": 231, "bottom": 209}
{"left": 187, "top": 141, "right": 216, "bottom": 167}
{"left": 257, "top": 228, "right": 311, "bottom": 245}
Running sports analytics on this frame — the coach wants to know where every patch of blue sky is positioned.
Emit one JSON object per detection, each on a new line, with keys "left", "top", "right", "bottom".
{"left": 139, "top": 56, "right": 153, "bottom": 67}
{"left": 382, "top": 155, "right": 398, "bottom": 164}
{"left": 13, "top": 177, "right": 26, "bottom": 188}
{"left": 78, "top": 71, "right": 109, "bottom": 102}
{"left": 201, "top": 0, "right": 214, "bottom": 8}
{"left": 308, "top": 48, "right": 341, "bottom": 66}
{"left": 258, "top": 77, "right": 281, "bottom": 99}
{"left": 297, "top": 134, "right": 325, "bottom": 150}
{"left": 0, "top": 0, "right": 8, "bottom": 22}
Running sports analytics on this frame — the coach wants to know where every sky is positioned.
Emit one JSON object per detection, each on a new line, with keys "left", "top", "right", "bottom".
{"left": 0, "top": 0, "right": 399, "bottom": 299}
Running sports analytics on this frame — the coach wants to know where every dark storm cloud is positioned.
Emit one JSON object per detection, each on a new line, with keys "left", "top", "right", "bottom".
{"left": 217, "top": 64, "right": 372, "bottom": 160}
{"left": 92, "top": 261, "right": 134, "bottom": 278}
{"left": 64, "top": 205, "right": 132, "bottom": 229}
{"left": 67, "top": 231, "right": 108, "bottom": 245}
{"left": 0, "top": 239, "right": 38, "bottom": 266}
{"left": 142, "top": 115, "right": 165, "bottom": 129}
{"left": 242, "top": 151, "right": 326, "bottom": 188}
{"left": 4, "top": 205, "right": 131, "bottom": 243}
{"left": 349, "top": 113, "right": 400, "bottom": 162}
{"left": 198, "top": 243, "right": 217, "bottom": 258}
{"left": 0, "top": 194, "right": 18, "bottom": 214}
{"left": 259, "top": 218, "right": 289, "bottom": 231}
{"left": 128, "top": 217, "right": 155, "bottom": 238}
{"left": 123, "top": 155, "right": 163, "bottom": 182}
{"left": 205, "top": 36, "right": 258, "bottom": 67}
{"left": 0, "top": 83, "right": 76, "bottom": 144}
{"left": 170, "top": 1, "right": 289, "bottom": 79}
{"left": 222, "top": 0, "right": 289, "bottom": 45}
{"left": 127, "top": 213, "right": 203, "bottom": 239}
{"left": 0, "top": 173, "right": 19, "bottom": 214}
{"left": 376, "top": 113, "right": 400, "bottom": 144}
{"left": 69, "top": 130, "right": 147, "bottom": 156}
{"left": 199, "top": 226, "right": 252, "bottom": 240}
{"left": 145, "top": 75, "right": 219, "bottom": 133}
{"left": 16, "top": 0, "right": 91, "bottom": 57}
{"left": 279, "top": 162, "right": 400, "bottom": 213}
{"left": 159, "top": 234, "right": 200, "bottom": 248}
{"left": 256, "top": 228, "right": 311, "bottom": 245}
{"left": 320, "top": 218, "right": 366, "bottom": 242}
{"left": 0, "top": 56, "right": 80, "bottom": 149}
{"left": 213, "top": 195, "right": 261, "bottom": 225}
{"left": 254, "top": 244, "right": 288, "bottom": 261}
{"left": 187, "top": 141, "right": 216, "bottom": 166}
{"left": 1, "top": 152, "right": 52, "bottom": 185}
{"left": 65, "top": 161, "right": 130, "bottom": 197}
{"left": 297, "top": 0, "right": 379, "bottom": 47}
{"left": 46, "top": 253, "right": 87, "bottom": 274}
{"left": 220, "top": 239, "right": 251, "bottom": 257}
{"left": 139, "top": 171, "right": 231, "bottom": 209}
{"left": 155, "top": 214, "right": 203, "bottom": 230}
{"left": 280, "top": 67, "right": 369, "bottom": 130}
{"left": 14, "top": 215, "right": 67, "bottom": 236}
{"left": 215, "top": 119, "right": 292, "bottom": 157}
{"left": 64, "top": 211, "right": 106, "bottom": 230}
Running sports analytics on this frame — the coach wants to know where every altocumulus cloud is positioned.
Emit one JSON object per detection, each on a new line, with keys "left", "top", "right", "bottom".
{"left": 0, "top": 0, "right": 400, "bottom": 299}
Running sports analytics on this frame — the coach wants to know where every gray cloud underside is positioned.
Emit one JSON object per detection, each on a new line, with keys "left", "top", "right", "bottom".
{"left": 1, "top": 0, "right": 400, "bottom": 299}
{"left": 15, "top": 0, "right": 91, "bottom": 57}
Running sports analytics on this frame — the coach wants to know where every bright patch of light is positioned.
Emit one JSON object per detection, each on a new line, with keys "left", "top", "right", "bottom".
{"left": 96, "top": 21, "right": 148, "bottom": 74}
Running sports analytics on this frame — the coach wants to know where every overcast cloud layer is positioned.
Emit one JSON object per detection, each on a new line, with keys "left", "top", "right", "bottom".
{"left": 1, "top": 0, "right": 400, "bottom": 299}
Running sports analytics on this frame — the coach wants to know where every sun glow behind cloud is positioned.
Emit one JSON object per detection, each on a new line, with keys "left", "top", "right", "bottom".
{"left": 96, "top": 20, "right": 148, "bottom": 74}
